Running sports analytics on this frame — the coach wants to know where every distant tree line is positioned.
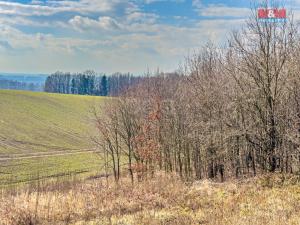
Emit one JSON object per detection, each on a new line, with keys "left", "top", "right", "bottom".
{"left": 0, "top": 78, "right": 43, "bottom": 92}
{"left": 44, "top": 71, "right": 142, "bottom": 96}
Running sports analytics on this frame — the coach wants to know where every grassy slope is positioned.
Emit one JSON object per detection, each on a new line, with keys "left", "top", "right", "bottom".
{"left": 1, "top": 174, "right": 300, "bottom": 225}
{"left": 0, "top": 89, "right": 103, "bottom": 154}
{"left": 0, "top": 153, "right": 103, "bottom": 186}
{"left": 0, "top": 90, "right": 105, "bottom": 185}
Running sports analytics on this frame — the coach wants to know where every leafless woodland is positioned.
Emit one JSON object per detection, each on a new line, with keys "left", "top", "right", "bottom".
{"left": 93, "top": 8, "right": 300, "bottom": 183}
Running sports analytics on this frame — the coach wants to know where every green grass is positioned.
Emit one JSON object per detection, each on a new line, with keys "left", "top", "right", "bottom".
{"left": 0, "top": 152, "right": 103, "bottom": 186}
{"left": 0, "top": 89, "right": 106, "bottom": 186}
{"left": 0, "top": 90, "right": 104, "bottom": 154}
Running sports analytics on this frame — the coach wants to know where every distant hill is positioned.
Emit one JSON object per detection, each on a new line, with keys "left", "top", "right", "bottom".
{"left": 0, "top": 73, "right": 48, "bottom": 85}
{"left": 0, "top": 73, "right": 48, "bottom": 92}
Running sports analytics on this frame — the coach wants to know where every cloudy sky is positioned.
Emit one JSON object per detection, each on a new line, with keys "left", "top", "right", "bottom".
{"left": 0, "top": 0, "right": 298, "bottom": 74}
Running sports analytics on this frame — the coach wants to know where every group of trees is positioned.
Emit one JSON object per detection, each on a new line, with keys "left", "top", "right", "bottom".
{"left": 94, "top": 7, "right": 300, "bottom": 183}
{"left": 44, "top": 71, "right": 108, "bottom": 96}
{"left": 44, "top": 71, "right": 142, "bottom": 96}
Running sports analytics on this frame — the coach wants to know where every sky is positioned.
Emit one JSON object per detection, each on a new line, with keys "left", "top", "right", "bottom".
{"left": 0, "top": 0, "right": 299, "bottom": 75}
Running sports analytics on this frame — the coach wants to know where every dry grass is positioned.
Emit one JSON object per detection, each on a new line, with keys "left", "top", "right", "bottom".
{"left": 1, "top": 173, "right": 300, "bottom": 225}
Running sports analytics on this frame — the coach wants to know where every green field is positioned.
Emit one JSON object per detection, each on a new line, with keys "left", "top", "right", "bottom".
{"left": 0, "top": 89, "right": 105, "bottom": 186}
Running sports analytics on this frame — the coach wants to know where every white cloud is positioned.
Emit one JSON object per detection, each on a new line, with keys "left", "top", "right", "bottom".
{"left": 0, "top": 1, "right": 57, "bottom": 16}
{"left": 69, "top": 16, "right": 121, "bottom": 31}
{"left": 126, "top": 12, "right": 159, "bottom": 24}
{"left": 0, "top": 0, "right": 248, "bottom": 74}
{"left": 0, "top": 15, "right": 66, "bottom": 28}
{"left": 68, "top": 11, "right": 160, "bottom": 33}
{"left": 192, "top": 0, "right": 202, "bottom": 8}
{"left": 143, "top": 0, "right": 184, "bottom": 3}
{"left": 0, "top": 12, "right": 245, "bottom": 73}
{"left": 198, "top": 5, "right": 251, "bottom": 17}
{"left": 47, "top": 0, "right": 129, "bottom": 13}
{"left": 0, "top": 0, "right": 138, "bottom": 16}
{"left": 31, "top": 0, "right": 43, "bottom": 5}
{"left": 192, "top": 1, "right": 250, "bottom": 18}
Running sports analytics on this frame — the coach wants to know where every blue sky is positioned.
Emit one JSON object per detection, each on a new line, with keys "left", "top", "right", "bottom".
{"left": 0, "top": 0, "right": 298, "bottom": 74}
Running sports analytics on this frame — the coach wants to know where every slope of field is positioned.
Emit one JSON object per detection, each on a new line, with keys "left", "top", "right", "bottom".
{"left": 0, "top": 89, "right": 103, "bottom": 154}
{"left": 0, "top": 90, "right": 105, "bottom": 185}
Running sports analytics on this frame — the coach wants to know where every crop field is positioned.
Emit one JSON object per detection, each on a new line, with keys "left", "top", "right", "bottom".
{"left": 0, "top": 89, "right": 106, "bottom": 186}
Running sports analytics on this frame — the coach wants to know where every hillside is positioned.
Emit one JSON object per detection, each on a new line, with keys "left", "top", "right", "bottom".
{"left": 1, "top": 173, "right": 300, "bottom": 225}
{"left": 0, "top": 90, "right": 105, "bottom": 186}
{"left": 0, "top": 74, "right": 47, "bottom": 85}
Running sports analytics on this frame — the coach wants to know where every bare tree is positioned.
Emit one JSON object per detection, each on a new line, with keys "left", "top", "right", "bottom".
{"left": 227, "top": 5, "right": 297, "bottom": 172}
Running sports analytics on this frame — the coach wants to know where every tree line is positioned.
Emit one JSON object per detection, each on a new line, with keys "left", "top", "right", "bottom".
{"left": 44, "top": 71, "right": 142, "bottom": 96}
{"left": 0, "top": 78, "right": 43, "bottom": 92}
{"left": 93, "top": 6, "right": 300, "bottom": 183}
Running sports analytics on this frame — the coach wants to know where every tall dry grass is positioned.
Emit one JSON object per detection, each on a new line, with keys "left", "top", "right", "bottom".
{"left": 1, "top": 173, "right": 300, "bottom": 225}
